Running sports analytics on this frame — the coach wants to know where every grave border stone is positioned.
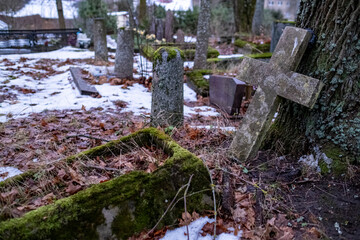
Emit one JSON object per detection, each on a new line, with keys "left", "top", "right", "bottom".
{"left": 0, "top": 128, "right": 213, "bottom": 240}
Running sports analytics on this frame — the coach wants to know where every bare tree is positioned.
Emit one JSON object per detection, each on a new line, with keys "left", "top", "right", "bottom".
{"left": 194, "top": 0, "right": 211, "bottom": 70}
{"left": 56, "top": 0, "right": 66, "bottom": 29}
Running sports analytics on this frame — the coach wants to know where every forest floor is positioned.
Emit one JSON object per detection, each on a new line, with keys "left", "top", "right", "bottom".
{"left": 0, "top": 47, "right": 359, "bottom": 239}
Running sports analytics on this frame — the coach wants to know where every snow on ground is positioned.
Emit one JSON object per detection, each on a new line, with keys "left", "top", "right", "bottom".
{"left": 148, "top": 0, "right": 193, "bottom": 11}
{"left": 0, "top": 47, "right": 219, "bottom": 122}
{"left": 161, "top": 217, "right": 242, "bottom": 240}
{"left": 218, "top": 54, "right": 244, "bottom": 59}
{"left": 0, "top": 167, "right": 23, "bottom": 182}
{"left": 107, "top": 35, "right": 117, "bottom": 50}
{"left": 9, "top": 0, "right": 78, "bottom": 19}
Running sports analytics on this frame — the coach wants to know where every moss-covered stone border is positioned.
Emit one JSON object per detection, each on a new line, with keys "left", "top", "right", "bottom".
{"left": 207, "top": 52, "right": 272, "bottom": 70}
{"left": 0, "top": 128, "right": 213, "bottom": 240}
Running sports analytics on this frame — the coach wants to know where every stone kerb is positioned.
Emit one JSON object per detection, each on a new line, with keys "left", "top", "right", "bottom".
{"left": 151, "top": 47, "right": 184, "bottom": 127}
{"left": 0, "top": 128, "right": 213, "bottom": 240}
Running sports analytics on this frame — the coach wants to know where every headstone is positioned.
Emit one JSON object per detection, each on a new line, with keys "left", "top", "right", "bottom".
{"left": 93, "top": 18, "right": 108, "bottom": 62}
{"left": 70, "top": 67, "right": 99, "bottom": 96}
{"left": 228, "top": 27, "right": 324, "bottom": 161}
{"left": 164, "top": 10, "right": 174, "bottom": 42}
{"left": 194, "top": 0, "right": 211, "bottom": 69}
{"left": 115, "top": 29, "right": 134, "bottom": 79}
{"left": 155, "top": 18, "right": 164, "bottom": 40}
{"left": 175, "top": 29, "right": 185, "bottom": 44}
{"left": 151, "top": 47, "right": 184, "bottom": 127}
{"left": 270, "top": 21, "right": 296, "bottom": 52}
{"left": 209, "top": 75, "right": 250, "bottom": 116}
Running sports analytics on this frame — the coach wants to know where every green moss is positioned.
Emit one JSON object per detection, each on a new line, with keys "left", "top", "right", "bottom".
{"left": 153, "top": 47, "right": 184, "bottom": 68}
{"left": 234, "top": 39, "right": 249, "bottom": 48}
{"left": 0, "top": 128, "right": 213, "bottom": 240}
{"left": 142, "top": 45, "right": 156, "bottom": 60}
{"left": 246, "top": 52, "right": 272, "bottom": 59}
{"left": 207, "top": 47, "right": 220, "bottom": 58}
{"left": 183, "top": 47, "right": 219, "bottom": 60}
{"left": 275, "top": 20, "right": 296, "bottom": 24}
{"left": 322, "top": 145, "right": 348, "bottom": 175}
{"left": 255, "top": 43, "right": 270, "bottom": 52}
{"left": 185, "top": 69, "right": 213, "bottom": 96}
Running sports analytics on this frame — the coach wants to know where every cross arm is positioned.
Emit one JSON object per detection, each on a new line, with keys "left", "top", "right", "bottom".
{"left": 237, "top": 58, "right": 324, "bottom": 108}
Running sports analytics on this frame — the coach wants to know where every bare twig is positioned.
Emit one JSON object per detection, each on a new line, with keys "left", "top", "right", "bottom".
{"left": 184, "top": 174, "right": 193, "bottom": 240}
{"left": 83, "top": 164, "right": 122, "bottom": 172}
{"left": 66, "top": 134, "right": 110, "bottom": 142}
{"left": 147, "top": 176, "right": 191, "bottom": 236}
{"left": 203, "top": 160, "right": 217, "bottom": 239}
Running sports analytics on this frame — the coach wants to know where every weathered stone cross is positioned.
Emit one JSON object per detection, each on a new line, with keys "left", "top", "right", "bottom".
{"left": 228, "top": 27, "right": 324, "bottom": 161}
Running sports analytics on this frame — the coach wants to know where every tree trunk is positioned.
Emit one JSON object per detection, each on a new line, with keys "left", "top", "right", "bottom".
{"left": 251, "top": 0, "right": 264, "bottom": 35}
{"left": 263, "top": 1, "right": 360, "bottom": 165}
{"left": 233, "top": 0, "right": 256, "bottom": 33}
{"left": 56, "top": 0, "right": 66, "bottom": 29}
{"left": 194, "top": 0, "right": 211, "bottom": 70}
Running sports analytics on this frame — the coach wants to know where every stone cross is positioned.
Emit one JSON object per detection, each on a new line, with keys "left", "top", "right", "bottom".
{"left": 151, "top": 47, "right": 184, "bottom": 127}
{"left": 228, "top": 27, "right": 324, "bottom": 161}
{"left": 115, "top": 28, "right": 134, "bottom": 79}
{"left": 93, "top": 18, "right": 108, "bottom": 62}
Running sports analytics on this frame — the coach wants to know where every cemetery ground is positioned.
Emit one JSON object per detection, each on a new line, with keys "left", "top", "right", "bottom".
{"left": 0, "top": 47, "right": 359, "bottom": 240}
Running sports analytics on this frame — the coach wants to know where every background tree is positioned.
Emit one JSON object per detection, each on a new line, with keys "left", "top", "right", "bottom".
{"left": 193, "top": 0, "right": 211, "bottom": 70}
{"left": 56, "top": 0, "right": 66, "bottom": 29}
{"left": 251, "top": 0, "right": 264, "bottom": 35}
{"left": 263, "top": 1, "right": 360, "bottom": 171}
{"left": 232, "top": 0, "right": 256, "bottom": 33}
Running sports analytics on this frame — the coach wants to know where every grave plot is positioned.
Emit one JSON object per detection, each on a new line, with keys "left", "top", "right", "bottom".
{"left": 0, "top": 128, "right": 214, "bottom": 240}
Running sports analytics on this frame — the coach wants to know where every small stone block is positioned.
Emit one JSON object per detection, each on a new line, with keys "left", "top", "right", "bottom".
{"left": 70, "top": 67, "right": 99, "bottom": 96}
{"left": 209, "top": 75, "right": 249, "bottom": 115}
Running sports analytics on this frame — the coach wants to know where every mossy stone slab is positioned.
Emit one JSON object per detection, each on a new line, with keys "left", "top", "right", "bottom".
{"left": 0, "top": 128, "right": 213, "bottom": 240}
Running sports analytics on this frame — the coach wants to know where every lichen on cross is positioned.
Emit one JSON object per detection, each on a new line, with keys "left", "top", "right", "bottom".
{"left": 228, "top": 27, "right": 324, "bottom": 161}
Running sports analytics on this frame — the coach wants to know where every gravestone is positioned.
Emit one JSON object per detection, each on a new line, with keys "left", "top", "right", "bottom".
{"left": 114, "top": 20, "right": 134, "bottom": 79}
{"left": 151, "top": 47, "right": 184, "bottom": 127}
{"left": 194, "top": 0, "right": 211, "bottom": 69}
{"left": 229, "top": 27, "right": 324, "bottom": 161}
{"left": 270, "top": 21, "right": 296, "bottom": 52}
{"left": 164, "top": 10, "right": 174, "bottom": 42}
{"left": 93, "top": 18, "right": 108, "bottom": 62}
{"left": 70, "top": 67, "right": 99, "bottom": 96}
{"left": 209, "top": 75, "right": 250, "bottom": 115}
{"left": 175, "top": 29, "right": 185, "bottom": 44}
{"left": 155, "top": 18, "right": 164, "bottom": 40}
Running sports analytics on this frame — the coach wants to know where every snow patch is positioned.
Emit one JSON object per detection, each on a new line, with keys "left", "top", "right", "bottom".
{"left": 0, "top": 167, "right": 23, "bottom": 182}
{"left": 161, "top": 217, "right": 242, "bottom": 240}
{"left": 298, "top": 146, "right": 333, "bottom": 172}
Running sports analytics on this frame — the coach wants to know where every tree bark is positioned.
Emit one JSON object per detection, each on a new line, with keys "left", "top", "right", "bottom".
{"left": 233, "top": 0, "right": 256, "bottom": 33}
{"left": 263, "top": 1, "right": 360, "bottom": 163}
{"left": 194, "top": 0, "right": 211, "bottom": 70}
{"left": 56, "top": 0, "right": 66, "bottom": 29}
{"left": 251, "top": 0, "right": 264, "bottom": 35}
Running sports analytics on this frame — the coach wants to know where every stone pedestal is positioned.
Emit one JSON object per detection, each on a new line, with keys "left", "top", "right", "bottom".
{"left": 115, "top": 29, "right": 134, "bottom": 79}
{"left": 151, "top": 47, "right": 184, "bottom": 127}
{"left": 93, "top": 18, "right": 108, "bottom": 62}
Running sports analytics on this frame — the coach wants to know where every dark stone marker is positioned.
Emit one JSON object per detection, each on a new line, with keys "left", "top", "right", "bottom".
{"left": 270, "top": 21, "right": 295, "bottom": 52}
{"left": 93, "top": 18, "right": 108, "bottom": 62}
{"left": 151, "top": 47, "right": 184, "bottom": 127}
{"left": 229, "top": 27, "right": 324, "bottom": 161}
{"left": 209, "top": 75, "right": 249, "bottom": 115}
{"left": 164, "top": 10, "right": 174, "bottom": 42}
{"left": 70, "top": 67, "right": 99, "bottom": 96}
{"left": 155, "top": 18, "right": 164, "bottom": 40}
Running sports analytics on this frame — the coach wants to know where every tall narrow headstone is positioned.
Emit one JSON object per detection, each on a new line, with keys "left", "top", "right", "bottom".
{"left": 93, "top": 18, "right": 108, "bottom": 62}
{"left": 115, "top": 13, "right": 134, "bottom": 79}
{"left": 151, "top": 47, "right": 184, "bottom": 127}
{"left": 164, "top": 10, "right": 174, "bottom": 42}
{"left": 155, "top": 18, "right": 164, "bottom": 40}
{"left": 228, "top": 27, "right": 324, "bottom": 161}
{"left": 194, "top": 0, "right": 211, "bottom": 69}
